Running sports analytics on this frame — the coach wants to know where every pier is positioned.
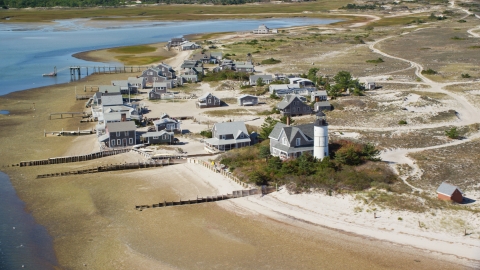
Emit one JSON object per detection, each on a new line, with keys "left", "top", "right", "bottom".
{"left": 64, "top": 66, "right": 148, "bottom": 80}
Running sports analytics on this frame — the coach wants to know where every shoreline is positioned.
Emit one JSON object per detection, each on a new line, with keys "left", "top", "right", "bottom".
{"left": 1, "top": 21, "right": 479, "bottom": 269}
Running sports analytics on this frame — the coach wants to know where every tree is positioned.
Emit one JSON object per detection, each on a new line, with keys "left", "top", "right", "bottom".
{"left": 445, "top": 127, "right": 459, "bottom": 139}
{"left": 259, "top": 145, "right": 271, "bottom": 162}
{"left": 361, "top": 143, "right": 380, "bottom": 161}
{"left": 333, "top": 71, "right": 363, "bottom": 95}
{"left": 280, "top": 115, "right": 294, "bottom": 125}
{"left": 307, "top": 67, "right": 320, "bottom": 84}
{"left": 256, "top": 77, "right": 265, "bottom": 87}
{"left": 259, "top": 116, "right": 279, "bottom": 140}
{"left": 267, "top": 156, "right": 282, "bottom": 171}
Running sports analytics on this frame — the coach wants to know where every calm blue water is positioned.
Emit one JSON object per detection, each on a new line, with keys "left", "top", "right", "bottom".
{"left": 0, "top": 172, "right": 58, "bottom": 270}
{"left": 0, "top": 18, "right": 340, "bottom": 96}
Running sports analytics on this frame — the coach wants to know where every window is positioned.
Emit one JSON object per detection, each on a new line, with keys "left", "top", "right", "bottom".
{"left": 163, "top": 135, "right": 167, "bottom": 139}
{"left": 129, "top": 138, "right": 133, "bottom": 145}
{"left": 282, "top": 137, "right": 288, "bottom": 145}
{"left": 117, "top": 139, "right": 121, "bottom": 146}
{"left": 125, "top": 131, "right": 129, "bottom": 136}
{"left": 111, "top": 140, "right": 115, "bottom": 146}
{"left": 208, "top": 99, "right": 211, "bottom": 104}
{"left": 148, "top": 72, "right": 153, "bottom": 75}
{"left": 296, "top": 138, "right": 301, "bottom": 146}
{"left": 153, "top": 136, "right": 159, "bottom": 139}
{"left": 116, "top": 132, "right": 120, "bottom": 137}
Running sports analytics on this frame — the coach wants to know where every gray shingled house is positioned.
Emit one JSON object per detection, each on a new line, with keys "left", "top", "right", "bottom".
{"left": 249, "top": 74, "right": 273, "bottom": 85}
{"left": 153, "top": 114, "right": 181, "bottom": 133}
{"left": 314, "top": 101, "right": 332, "bottom": 112}
{"left": 204, "top": 121, "right": 253, "bottom": 152}
{"left": 141, "top": 131, "right": 175, "bottom": 145}
{"left": 140, "top": 67, "right": 169, "bottom": 87}
{"left": 156, "top": 63, "right": 176, "bottom": 79}
{"left": 196, "top": 92, "right": 221, "bottom": 108}
{"left": 237, "top": 95, "right": 258, "bottom": 106}
{"left": 276, "top": 95, "right": 312, "bottom": 116}
{"left": 268, "top": 122, "right": 315, "bottom": 159}
{"left": 100, "top": 121, "right": 137, "bottom": 149}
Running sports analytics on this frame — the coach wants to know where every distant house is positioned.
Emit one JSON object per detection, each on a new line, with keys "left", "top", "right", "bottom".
{"left": 268, "top": 122, "right": 314, "bottom": 159}
{"left": 253, "top": 24, "right": 270, "bottom": 34}
{"left": 101, "top": 94, "right": 124, "bottom": 107}
{"left": 111, "top": 80, "right": 133, "bottom": 94}
{"left": 276, "top": 95, "right": 312, "bottom": 116}
{"left": 204, "top": 121, "right": 253, "bottom": 152}
{"left": 237, "top": 95, "right": 258, "bottom": 106}
{"left": 140, "top": 67, "right": 170, "bottom": 87}
{"left": 269, "top": 84, "right": 316, "bottom": 97}
{"left": 314, "top": 101, "right": 332, "bottom": 112}
{"left": 234, "top": 62, "right": 255, "bottom": 73}
{"left": 141, "top": 131, "right": 175, "bottom": 145}
{"left": 154, "top": 63, "right": 176, "bottom": 79}
{"left": 181, "top": 60, "right": 204, "bottom": 76}
{"left": 153, "top": 114, "right": 181, "bottom": 133}
{"left": 152, "top": 82, "right": 168, "bottom": 93}
{"left": 128, "top": 77, "right": 146, "bottom": 90}
{"left": 180, "top": 41, "right": 202, "bottom": 51}
{"left": 249, "top": 74, "right": 273, "bottom": 85}
{"left": 365, "top": 80, "right": 376, "bottom": 90}
{"left": 437, "top": 182, "right": 463, "bottom": 203}
{"left": 99, "top": 121, "right": 137, "bottom": 149}
{"left": 311, "top": 90, "right": 328, "bottom": 102}
{"left": 196, "top": 92, "right": 221, "bottom": 108}
{"left": 191, "top": 52, "right": 221, "bottom": 64}
{"left": 170, "top": 37, "right": 186, "bottom": 47}
{"left": 177, "top": 75, "right": 198, "bottom": 84}
{"left": 288, "top": 78, "right": 315, "bottom": 87}
{"left": 93, "top": 92, "right": 122, "bottom": 106}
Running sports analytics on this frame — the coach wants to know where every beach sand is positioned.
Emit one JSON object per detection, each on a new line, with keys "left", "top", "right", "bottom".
{"left": 0, "top": 38, "right": 478, "bottom": 269}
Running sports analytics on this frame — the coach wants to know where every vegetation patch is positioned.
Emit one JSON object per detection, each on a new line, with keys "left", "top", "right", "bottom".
{"left": 366, "top": 58, "right": 384, "bottom": 64}
{"left": 421, "top": 69, "right": 438, "bottom": 75}
{"left": 114, "top": 55, "right": 167, "bottom": 66}
{"left": 202, "top": 109, "right": 252, "bottom": 117}
{"left": 108, "top": 45, "right": 156, "bottom": 54}
{"left": 261, "top": 58, "right": 282, "bottom": 65}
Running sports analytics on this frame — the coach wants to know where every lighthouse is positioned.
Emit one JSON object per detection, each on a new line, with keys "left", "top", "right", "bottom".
{"left": 314, "top": 111, "right": 329, "bottom": 160}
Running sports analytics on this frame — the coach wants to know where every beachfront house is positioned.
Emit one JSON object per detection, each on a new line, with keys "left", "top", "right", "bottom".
{"left": 140, "top": 67, "right": 174, "bottom": 87}
{"left": 196, "top": 92, "right": 221, "bottom": 108}
{"left": 204, "top": 121, "right": 253, "bottom": 153}
{"left": 237, "top": 95, "right": 258, "bottom": 106}
{"left": 180, "top": 41, "right": 202, "bottom": 51}
{"left": 99, "top": 121, "right": 137, "bottom": 149}
{"left": 436, "top": 182, "right": 463, "bottom": 203}
{"left": 249, "top": 74, "right": 273, "bottom": 86}
{"left": 140, "top": 131, "right": 175, "bottom": 145}
{"left": 311, "top": 90, "right": 328, "bottom": 102}
{"left": 253, "top": 24, "right": 270, "bottom": 34}
{"left": 128, "top": 77, "right": 146, "bottom": 90}
{"left": 156, "top": 63, "right": 176, "bottom": 79}
{"left": 276, "top": 95, "right": 312, "bottom": 116}
{"left": 268, "top": 122, "right": 315, "bottom": 160}
{"left": 234, "top": 62, "right": 255, "bottom": 73}
{"left": 191, "top": 52, "right": 221, "bottom": 64}
{"left": 288, "top": 78, "right": 315, "bottom": 87}
{"left": 169, "top": 37, "right": 186, "bottom": 47}
{"left": 153, "top": 114, "right": 181, "bottom": 133}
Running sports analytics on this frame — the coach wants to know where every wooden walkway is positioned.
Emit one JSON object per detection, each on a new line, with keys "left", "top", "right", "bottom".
{"left": 18, "top": 149, "right": 130, "bottom": 167}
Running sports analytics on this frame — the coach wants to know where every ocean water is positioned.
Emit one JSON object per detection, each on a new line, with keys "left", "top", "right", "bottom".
{"left": 0, "top": 18, "right": 340, "bottom": 96}
{"left": 0, "top": 172, "right": 57, "bottom": 270}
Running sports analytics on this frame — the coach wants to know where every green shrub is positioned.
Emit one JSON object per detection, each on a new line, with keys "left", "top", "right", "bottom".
{"left": 445, "top": 127, "right": 459, "bottom": 139}
{"left": 366, "top": 58, "right": 384, "bottom": 64}
{"left": 421, "top": 69, "right": 437, "bottom": 75}
{"left": 261, "top": 58, "right": 281, "bottom": 65}
{"left": 398, "top": 120, "right": 407, "bottom": 125}
{"left": 461, "top": 73, "right": 471, "bottom": 78}
{"left": 200, "top": 130, "right": 212, "bottom": 138}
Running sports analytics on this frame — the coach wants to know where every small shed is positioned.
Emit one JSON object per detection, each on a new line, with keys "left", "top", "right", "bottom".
{"left": 237, "top": 95, "right": 258, "bottom": 106}
{"left": 314, "top": 101, "right": 332, "bottom": 112}
{"left": 365, "top": 80, "right": 376, "bottom": 90}
{"left": 436, "top": 182, "right": 463, "bottom": 203}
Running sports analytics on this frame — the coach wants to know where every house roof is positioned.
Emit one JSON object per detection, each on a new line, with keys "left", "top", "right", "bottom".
{"left": 101, "top": 94, "right": 124, "bottom": 106}
{"left": 106, "top": 121, "right": 136, "bottom": 132}
{"left": 271, "top": 141, "right": 313, "bottom": 154}
{"left": 250, "top": 74, "right": 273, "bottom": 81}
{"left": 103, "top": 112, "right": 125, "bottom": 122}
{"left": 198, "top": 92, "right": 217, "bottom": 100}
{"left": 153, "top": 118, "right": 179, "bottom": 125}
{"left": 312, "top": 90, "right": 328, "bottom": 96}
{"left": 157, "top": 63, "right": 173, "bottom": 70}
{"left": 210, "top": 52, "right": 223, "bottom": 58}
{"left": 436, "top": 182, "right": 463, "bottom": 196}
{"left": 315, "top": 101, "right": 331, "bottom": 107}
{"left": 153, "top": 82, "right": 168, "bottom": 88}
{"left": 268, "top": 122, "right": 314, "bottom": 142}
{"left": 191, "top": 52, "right": 211, "bottom": 61}
{"left": 276, "top": 95, "right": 302, "bottom": 110}
{"left": 236, "top": 64, "right": 254, "bottom": 69}
{"left": 140, "top": 131, "right": 174, "bottom": 138}
{"left": 237, "top": 94, "right": 258, "bottom": 100}
{"left": 111, "top": 80, "right": 130, "bottom": 87}
{"left": 213, "top": 121, "right": 248, "bottom": 136}
{"left": 99, "top": 85, "right": 121, "bottom": 94}
{"left": 128, "top": 77, "right": 145, "bottom": 83}
{"left": 269, "top": 84, "right": 297, "bottom": 90}
{"left": 269, "top": 123, "right": 287, "bottom": 139}
{"left": 205, "top": 137, "right": 251, "bottom": 146}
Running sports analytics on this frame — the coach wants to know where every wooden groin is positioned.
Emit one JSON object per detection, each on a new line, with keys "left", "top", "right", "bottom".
{"left": 135, "top": 188, "right": 260, "bottom": 211}
{"left": 37, "top": 159, "right": 173, "bottom": 179}
{"left": 18, "top": 149, "right": 130, "bottom": 167}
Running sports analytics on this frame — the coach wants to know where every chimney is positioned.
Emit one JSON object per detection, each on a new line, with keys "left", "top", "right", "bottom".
{"left": 286, "top": 116, "right": 290, "bottom": 126}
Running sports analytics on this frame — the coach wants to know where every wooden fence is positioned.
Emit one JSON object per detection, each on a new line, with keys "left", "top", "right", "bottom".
{"left": 37, "top": 159, "right": 173, "bottom": 178}
{"left": 135, "top": 188, "right": 260, "bottom": 211}
{"left": 18, "top": 149, "right": 130, "bottom": 167}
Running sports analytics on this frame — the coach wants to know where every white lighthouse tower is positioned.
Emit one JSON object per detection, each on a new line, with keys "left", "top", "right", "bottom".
{"left": 314, "top": 111, "right": 329, "bottom": 160}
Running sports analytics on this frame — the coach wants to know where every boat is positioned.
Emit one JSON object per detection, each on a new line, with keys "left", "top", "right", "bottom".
{"left": 42, "top": 66, "right": 57, "bottom": 77}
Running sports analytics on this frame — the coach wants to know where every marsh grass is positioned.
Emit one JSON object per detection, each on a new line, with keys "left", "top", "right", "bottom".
{"left": 115, "top": 55, "right": 167, "bottom": 65}
{"left": 108, "top": 45, "right": 157, "bottom": 54}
